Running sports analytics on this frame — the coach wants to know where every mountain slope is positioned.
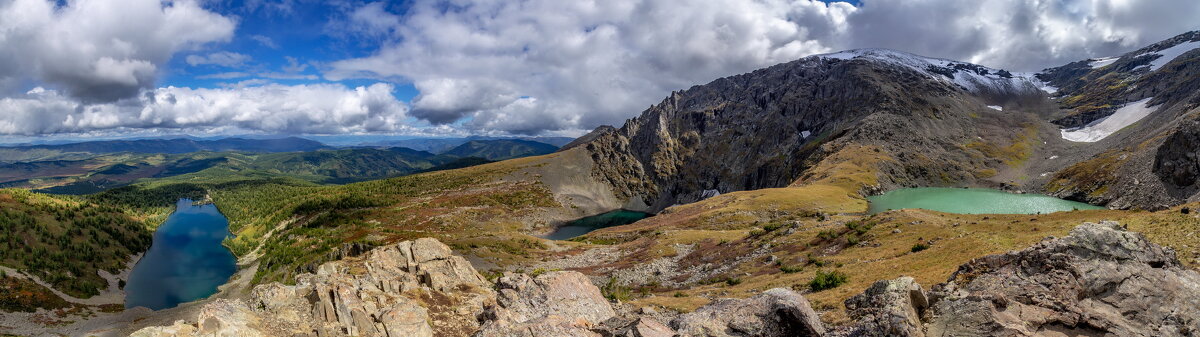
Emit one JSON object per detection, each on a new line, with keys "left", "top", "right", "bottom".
{"left": 582, "top": 49, "right": 1056, "bottom": 210}
{"left": 0, "top": 189, "right": 149, "bottom": 300}
{"left": 440, "top": 139, "right": 559, "bottom": 161}
{"left": 1036, "top": 31, "right": 1200, "bottom": 208}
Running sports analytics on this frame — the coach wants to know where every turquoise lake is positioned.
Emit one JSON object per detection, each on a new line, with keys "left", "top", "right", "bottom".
{"left": 544, "top": 210, "right": 652, "bottom": 240}
{"left": 124, "top": 199, "right": 237, "bottom": 310}
{"left": 868, "top": 187, "right": 1105, "bottom": 215}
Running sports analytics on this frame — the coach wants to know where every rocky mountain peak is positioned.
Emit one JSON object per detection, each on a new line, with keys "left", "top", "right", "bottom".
{"left": 582, "top": 44, "right": 1050, "bottom": 211}
{"left": 817, "top": 48, "right": 1050, "bottom": 96}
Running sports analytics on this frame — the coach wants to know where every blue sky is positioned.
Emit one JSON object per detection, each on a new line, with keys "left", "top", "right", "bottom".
{"left": 0, "top": 0, "right": 1195, "bottom": 142}
{"left": 160, "top": 1, "right": 420, "bottom": 101}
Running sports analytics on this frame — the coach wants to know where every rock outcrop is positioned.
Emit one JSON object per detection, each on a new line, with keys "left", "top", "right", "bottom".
{"left": 130, "top": 299, "right": 267, "bottom": 337}
{"left": 839, "top": 221, "right": 1200, "bottom": 337}
{"left": 474, "top": 271, "right": 617, "bottom": 336}
{"left": 839, "top": 277, "right": 927, "bottom": 337}
{"left": 1155, "top": 120, "right": 1200, "bottom": 192}
{"left": 671, "top": 288, "right": 825, "bottom": 337}
{"left": 132, "top": 238, "right": 495, "bottom": 337}
{"left": 924, "top": 221, "right": 1200, "bottom": 336}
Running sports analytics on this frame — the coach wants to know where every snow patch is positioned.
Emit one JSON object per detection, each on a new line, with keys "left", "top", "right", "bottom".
{"left": 1013, "top": 71, "right": 1057, "bottom": 94}
{"left": 816, "top": 49, "right": 1046, "bottom": 95}
{"left": 700, "top": 189, "right": 721, "bottom": 199}
{"left": 1138, "top": 40, "right": 1200, "bottom": 72}
{"left": 986, "top": 105, "right": 1003, "bottom": 111}
{"left": 800, "top": 130, "right": 811, "bottom": 138}
{"left": 1088, "top": 57, "right": 1119, "bottom": 69}
{"left": 1061, "top": 97, "right": 1158, "bottom": 142}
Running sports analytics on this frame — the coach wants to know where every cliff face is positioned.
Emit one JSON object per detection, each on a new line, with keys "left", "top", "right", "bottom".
{"left": 584, "top": 50, "right": 1052, "bottom": 211}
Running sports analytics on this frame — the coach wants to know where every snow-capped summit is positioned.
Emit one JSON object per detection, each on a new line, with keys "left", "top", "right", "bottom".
{"left": 816, "top": 48, "right": 1052, "bottom": 95}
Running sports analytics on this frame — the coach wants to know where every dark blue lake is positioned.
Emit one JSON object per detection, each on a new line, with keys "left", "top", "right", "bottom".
{"left": 543, "top": 210, "right": 652, "bottom": 240}
{"left": 124, "top": 199, "right": 237, "bottom": 310}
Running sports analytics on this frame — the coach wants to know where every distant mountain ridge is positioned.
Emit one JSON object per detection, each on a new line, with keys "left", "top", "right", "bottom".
{"left": 9, "top": 137, "right": 328, "bottom": 154}
{"left": 366, "top": 136, "right": 574, "bottom": 153}
{"left": 0, "top": 139, "right": 562, "bottom": 194}
{"left": 440, "top": 139, "right": 559, "bottom": 161}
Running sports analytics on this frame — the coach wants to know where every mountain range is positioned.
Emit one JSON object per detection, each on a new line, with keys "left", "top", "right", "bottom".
{"left": 0, "top": 138, "right": 560, "bottom": 194}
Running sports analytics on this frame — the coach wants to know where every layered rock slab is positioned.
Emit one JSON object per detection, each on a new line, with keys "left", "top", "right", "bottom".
{"left": 474, "top": 271, "right": 617, "bottom": 336}
{"left": 839, "top": 221, "right": 1200, "bottom": 337}
{"left": 132, "top": 238, "right": 494, "bottom": 337}
{"left": 924, "top": 221, "right": 1200, "bottom": 336}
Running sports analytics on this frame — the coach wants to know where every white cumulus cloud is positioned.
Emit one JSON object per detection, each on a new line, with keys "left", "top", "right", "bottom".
{"left": 0, "top": 0, "right": 236, "bottom": 102}
{"left": 0, "top": 84, "right": 410, "bottom": 136}
{"left": 327, "top": 0, "right": 1200, "bottom": 135}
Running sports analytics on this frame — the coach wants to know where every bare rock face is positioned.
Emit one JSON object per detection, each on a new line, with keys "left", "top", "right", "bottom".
{"left": 132, "top": 237, "right": 495, "bottom": 337}
{"left": 839, "top": 277, "right": 927, "bottom": 337}
{"left": 475, "top": 271, "right": 617, "bottom": 337}
{"left": 924, "top": 221, "right": 1200, "bottom": 336}
{"left": 1155, "top": 120, "right": 1200, "bottom": 190}
{"left": 671, "top": 288, "right": 825, "bottom": 337}
{"left": 611, "top": 317, "right": 676, "bottom": 337}
{"left": 130, "top": 299, "right": 267, "bottom": 337}
{"left": 837, "top": 221, "right": 1200, "bottom": 337}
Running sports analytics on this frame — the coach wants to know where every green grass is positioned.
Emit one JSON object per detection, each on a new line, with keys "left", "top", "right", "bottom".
{"left": 809, "top": 270, "right": 849, "bottom": 292}
{"left": 911, "top": 243, "right": 930, "bottom": 252}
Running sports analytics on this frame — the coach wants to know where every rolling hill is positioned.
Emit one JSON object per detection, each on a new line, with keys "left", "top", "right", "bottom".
{"left": 0, "top": 137, "right": 329, "bottom": 163}
{"left": 440, "top": 139, "right": 559, "bottom": 160}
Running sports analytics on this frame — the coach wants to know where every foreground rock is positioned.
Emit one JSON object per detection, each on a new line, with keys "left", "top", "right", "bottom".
{"left": 840, "top": 277, "right": 927, "bottom": 337}
{"left": 840, "top": 221, "right": 1200, "bottom": 337}
{"left": 133, "top": 238, "right": 495, "bottom": 337}
{"left": 132, "top": 221, "right": 1199, "bottom": 337}
{"left": 475, "top": 271, "right": 617, "bottom": 336}
{"left": 925, "top": 221, "right": 1200, "bottom": 336}
{"left": 671, "top": 288, "right": 825, "bottom": 337}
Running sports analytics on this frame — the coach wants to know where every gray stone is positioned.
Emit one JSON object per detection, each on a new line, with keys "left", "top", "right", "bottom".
{"left": 475, "top": 271, "right": 616, "bottom": 337}
{"left": 671, "top": 288, "right": 824, "bottom": 337}
{"left": 924, "top": 221, "right": 1200, "bottom": 337}
{"left": 840, "top": 277, "right": 927, "bottom": 337}
{"left": 131, "top": 238, "right": 493, "bottom": 337}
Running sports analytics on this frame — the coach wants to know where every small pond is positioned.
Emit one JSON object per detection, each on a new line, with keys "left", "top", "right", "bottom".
{"left": 868, "top": 187, "right": 1104, "bottom": 215}
{"left": 124, "top": 199, "right": 237, "bottom": 310}
{"left": 543, "top": 210, "right": 652, "bottom": 240}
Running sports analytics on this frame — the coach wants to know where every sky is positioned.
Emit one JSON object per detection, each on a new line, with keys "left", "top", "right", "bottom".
{"left": 0, "top": 0, "right": 1198, "bottom": 142}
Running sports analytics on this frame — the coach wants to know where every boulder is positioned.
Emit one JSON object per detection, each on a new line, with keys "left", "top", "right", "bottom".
{"left": 609, "top": 317, "right": 676, "bottom": 337}
{"left": 924, "top": 221, "right": 1200, "bottom": 336}
{"left": 131, "top": 300, "right": 266, "bottom": 337}
{"left": 671, "top": 288, "right": 825, "bottom": 337}
{"left": 475, "top": 271, "right": 617, "bottom": 336}
{"left": 839, "top": 277, "right": 927, "bottom": 337}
